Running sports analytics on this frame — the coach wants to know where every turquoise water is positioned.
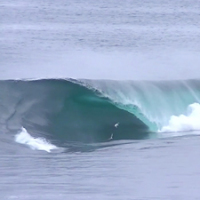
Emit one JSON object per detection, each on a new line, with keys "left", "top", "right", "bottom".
{"left": 1, "top": 78, "right": 200, "bottom": 144}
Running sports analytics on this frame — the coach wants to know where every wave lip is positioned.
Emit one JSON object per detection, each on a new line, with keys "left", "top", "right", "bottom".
{"left": 81, "top": 79, "right": 200, "bottom": 133}
{"left": 15, "top": 127, "right": 57, "bottom": 152}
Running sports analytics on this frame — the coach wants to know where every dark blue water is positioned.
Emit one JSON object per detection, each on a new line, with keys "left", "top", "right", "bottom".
{"left": 1, "top": 0, "right": 200, "bottom": 199}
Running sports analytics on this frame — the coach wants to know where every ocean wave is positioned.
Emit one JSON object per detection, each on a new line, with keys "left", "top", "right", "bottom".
{"left": 0, "top": 78, "right": 200, "bottom": 144}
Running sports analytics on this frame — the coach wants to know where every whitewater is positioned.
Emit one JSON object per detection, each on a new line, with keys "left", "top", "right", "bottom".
{"left": 1, "top": 0, "right": 200, "bottom": 199}
{"left": 15, "top": 127, "right": 57, "bottom": 152}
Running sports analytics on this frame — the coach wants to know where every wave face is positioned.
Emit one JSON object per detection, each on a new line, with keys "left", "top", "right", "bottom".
{"left": 1, "top": 79, "right": 200, "bottom": 144}
{"left": 0, "top": 79, "right": 149, "bottom": 143}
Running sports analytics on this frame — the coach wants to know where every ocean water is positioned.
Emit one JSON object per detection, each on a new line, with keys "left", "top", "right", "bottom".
{"left": 1, "top": 0, "right": 200, "bottom": 199}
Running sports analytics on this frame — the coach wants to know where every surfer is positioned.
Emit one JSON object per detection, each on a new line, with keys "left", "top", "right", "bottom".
{"left": 108, "top": 122, "right": 119, "bottom": 140}
{"left": 114, "top": 122, "right": 119, "bottom": 128}
{"left": 108, "top": 133, "right": 113, "bottom": 140}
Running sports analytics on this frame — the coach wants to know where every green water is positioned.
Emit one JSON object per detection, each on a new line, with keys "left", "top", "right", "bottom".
{"left": 0, "top": 79, "right": 200, "bottom": 143}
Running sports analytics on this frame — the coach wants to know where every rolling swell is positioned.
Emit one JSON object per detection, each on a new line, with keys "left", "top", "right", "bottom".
{"left": 0, "top": 79, "right": 149, "bottom": 143}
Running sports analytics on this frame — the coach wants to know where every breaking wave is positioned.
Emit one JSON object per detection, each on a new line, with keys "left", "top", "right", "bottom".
{"left": 0, "top": 78, "right": 200, "bottom": 147}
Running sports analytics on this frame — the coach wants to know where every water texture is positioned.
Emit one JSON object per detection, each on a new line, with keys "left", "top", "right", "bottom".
{"left": 1, "top": 0, "right": 200, "bottom": 199}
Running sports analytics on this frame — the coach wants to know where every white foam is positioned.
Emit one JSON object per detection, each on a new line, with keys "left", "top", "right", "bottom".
{"left": 15, "top": 127, "right": 57, "bottom": 152}
{"left": 160, "top": 103, "right": 200, "bottom": 133}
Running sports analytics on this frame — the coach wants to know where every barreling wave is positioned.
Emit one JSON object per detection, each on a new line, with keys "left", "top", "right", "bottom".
{"left": 0, "top": 78, "right": 200, "bottom": 145}
{"left": 80, "top": 79, "right": 200, "bottom": 132}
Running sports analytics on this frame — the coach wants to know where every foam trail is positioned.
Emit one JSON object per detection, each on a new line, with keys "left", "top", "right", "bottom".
{"left": 160, "top": 103, "right": 200, "bottom": 133}
{"left": 15, "top": 127, "right": 57, "bottom": 152}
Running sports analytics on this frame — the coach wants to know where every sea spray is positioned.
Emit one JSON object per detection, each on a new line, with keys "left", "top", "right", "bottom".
{"left": 160, "top": 103, "right": 200, "bottom": 133}
{"left": 15, "top": 127, "right": 57, "bottom": 152}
